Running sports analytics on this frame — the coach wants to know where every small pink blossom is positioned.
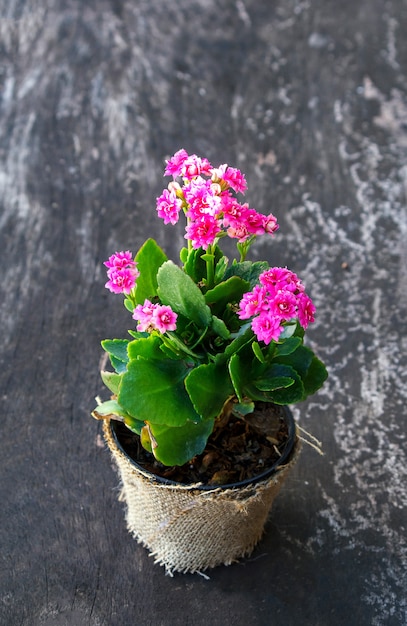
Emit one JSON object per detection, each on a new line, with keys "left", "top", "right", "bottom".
{"left": 251, "top": 312, "right": 283, "bottom": 345}
{"left": 133, "top": 299, "right": 156, "bottom": 331}
{"left": 182, "top": 154, "right": 213, "bottom": 180}
{"left": 133, "top": 300, "right": 177, "bottom": 333}
{"left": 263, "top": 213, "right": 279, "bottom": 235}
{"left": 156, "top": 188, "right": 183, "bottom": 225}
{"left": 238, "top": 285, "right": 268, "bottom": 319}
{"left": 104, "top": 251, "right": 139, "bottom": 294}
{"left": 184, "top": 177, "right": 222, "bottom": 219}
{"left": 185, "top": 215, "right": 220, "bottom": 249}
{"left": 238, "top": 266, "right": 315, "bottom": 344}
{"left": 105, "top": 267, "right": 139, "bottom": 294}
{"left": 164, "top": 149, "right": 189, "bottom": 178}
{"left": 259, "top": 267, "right": 302, "bottom": 295}
{"left": 269, "top": 291, "right": 298, "bottom": 321}
{"left": 244, "top": 208, "right": 266, "bottom": 235}
{"left": 211, "top": 164, "right": 247, "bottom": 193}
{"left": 152, "top": 305, "right": 178, "bottom": 333}
{"left": 104, "top": 250, "right": 134, "bottom": 269}
{"left": 165, "top": 150, "right": 212, "bottom": 180}
{"left": 226, "top": 223, "right": 251, "bottom": 242}
{"left": 297, "top": 293, "right": 315, "bottom": 328}
{"left": 221, "top": 197, "right": 248, "bottom": 227}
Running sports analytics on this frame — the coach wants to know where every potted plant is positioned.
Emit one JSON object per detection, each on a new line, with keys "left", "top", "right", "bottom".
{"left": 92, "top": 149, "right": 327, "bottom": 574}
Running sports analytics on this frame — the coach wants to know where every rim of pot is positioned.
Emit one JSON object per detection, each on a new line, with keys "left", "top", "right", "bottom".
{"left": 110, "top": 405, "right": 297, "bottom": 491}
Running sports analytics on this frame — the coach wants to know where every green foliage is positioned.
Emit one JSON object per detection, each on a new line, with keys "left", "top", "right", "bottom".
{"left": 185, "top": 360, "right": 234, "bottom": 420}
{"left": 142, "top": 418, "right": 215, "bottom": 466}
{"left": 98, "top": 238, "right": 328, "bottom": 467}
{"left": 225, "top": 260, "right": 269, "bottom": 288}
{"left": 134, "top": 238, "right": 168, "bottom": 304}
{"left": 118, "top": 357, "right": 200, "bottom": 426}
{"left": 157, "top": 261, "right": 212, "bottom": 328}
{"left": 101, "top": 339, "right": 129, "bottom": 373}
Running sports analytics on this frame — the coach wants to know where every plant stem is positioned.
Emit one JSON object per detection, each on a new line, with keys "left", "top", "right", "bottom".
{"left": 206, "top": 244, "right": 215, "bottom": 289}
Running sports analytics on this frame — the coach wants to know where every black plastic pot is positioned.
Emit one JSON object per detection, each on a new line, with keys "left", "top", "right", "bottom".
{"left": 110, "top": 405, "right": 297, "bottom": 491}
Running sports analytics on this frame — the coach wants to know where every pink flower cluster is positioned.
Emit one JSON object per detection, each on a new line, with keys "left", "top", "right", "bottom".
{"left": 156, "top": 150, "right": 279, "bottom": 250}
{"left": 104, "top": 251, "right": 140, "bottom": 294}
{"left": 238, "top": 267, "right": 316, "bottom": 344}
{"left": 132, "top": 299, "right": 178, "bottom": 334}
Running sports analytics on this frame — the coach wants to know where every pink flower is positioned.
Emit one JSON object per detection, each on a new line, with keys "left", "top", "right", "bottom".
{"left": 164, "top": 149, "right": 189, "bottom": 178}
{"left": 269, "top": 291, "right": 298, "bottom": 321}
{"left": 104, "top": 250, "right": 134, "bottom": 269}
{"left": 133, "top": 299, "right": 156, "bottom": 331}
{"left": 156, "top": 188, "right": 183, "bottom": 225}
{"left": 244, "top": 208, "right": 266, "bottom": 235}
{"left": 226, "top": 223, "right": 251, "bottom": 242}
{"left": 259, "top": 267, "right": 302, "bottom": 295}
{"left": 211, "top": 164, "right": 247, "bottom": 193}
{"left": 221, "top": 197, "right": 248, "bottom": 227}
{"left": 238, "top": 285, "right": 268, "bottom": 319}
{"left": 297, "top": 293, "right": 315, "bottom": 328}
{"left": 182, "top": 154, "right": 213, "bottom": 180}
{"left": 152, "top": 305, "right": 178, "bottom": 333}
{"left": 165, "top": 150, "right": 212, "bottom": 180}
{"left": 184, "top": 177, "right": 222, "bottom": 219}
{"left": 133, "top": 300, "right": 177, "bottom": 333}
{"left": 185, "top": 215, "right": 220, "bottom": 249}
{"left": 263, "top": 213, "right": 279, "bottom": 235}
{"left": 238, "top": 266, "right": 315, "bottom": 343}
{"left": 251, "top": 312, "right": 283, "bottom": 345}
{"left": 105, "top": 267, "right": 139, "bottom": 294}
{"left": 104, "top": 251, "right": 139, "bottom": 294}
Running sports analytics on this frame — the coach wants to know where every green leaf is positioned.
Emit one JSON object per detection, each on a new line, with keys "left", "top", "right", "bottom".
{"left": 118, "top": 357, "right": 200, "bottom": 426}
{"left": 109, "top": 355, "right": 128, "bottom": 374}
{"left": 92, "top": 399, "right": 129, "bottom": 419}
{"left": 124, "top": 298, "right": 134, "bottom": 313}
{"left": 204, "top": 276, "right": 250, "bottom": 316}
{"left": 228, "top": 353, "right": 246, "bottom": 402}
{"left": 274, "top": 336, "right": 302, "bottom": 356}
{"left": 274, "top": 344, "right": 313, "bottom": 379}
{"left": 180, "top": 247, "right": 188, "bottom": 264}
{"left": 101, "top": 371, "right": 122, "bottom": 395}
{"left": 211, "top": 315, "right": 230, "bottom": 339}
{"left": 232, "top": 401, "right": 255, "bottom": 417}
{"left": 123, "top": 415, "right": 145, "bottom": 435}
{"left": 255, "top": 376, "right": 294, "bottom": 391}
{"left": 302, "top": 355, "right": 328, "bottom": 398}
{"left": 185, "top": 361, "right": 234, "bottom": 420}
{"left": 247, "top": 364, "right": 304, "bottom": 404}
{"left": 252, "top": 341, "right": 265, "bottom": 363}
{"left": 128, "top": 329, "right": 149, "bottom": 339}
{"left": 157, "top": 261, "right": 212, "bottom": 328}
{"left": 127, "top": 334, "right": 162, "bottom": 361}
{"left": 101, "top": 339, "right": 129, "bottom": 363}
{"left": 278, "top": 322, "right": 297, "bottom": 340}
{"left": 214, "top": 255, "right": 228, "bottom": 283}
{"left": 134, "top": 238, "right": 168, "bottom": 304}
{"left": 225, "top": 326, "right": 254, "bottom": 358}
{"left": 183, "top": 247, "right": 207, "bottom": 283}
{"left": 146, "top": 419, "right": 215, "bottom": 466}
{"left": 225, "top": 261, "right": 269, "bottom": 288}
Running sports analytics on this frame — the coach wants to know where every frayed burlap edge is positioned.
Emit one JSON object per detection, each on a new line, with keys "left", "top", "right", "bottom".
{"left": 103, "top": 419, "right": 301, "bottom": 575}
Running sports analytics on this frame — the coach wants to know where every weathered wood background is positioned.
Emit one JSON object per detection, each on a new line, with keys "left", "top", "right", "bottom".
{"left": 1, "top": 1, "right": 406, "bottom": 624}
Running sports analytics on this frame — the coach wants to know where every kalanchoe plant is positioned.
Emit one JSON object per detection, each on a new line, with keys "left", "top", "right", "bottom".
{"left": 93, "top": 149, "right": 327, "bottom": 466}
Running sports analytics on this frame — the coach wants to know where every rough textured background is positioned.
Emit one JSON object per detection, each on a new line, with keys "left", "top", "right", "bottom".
{"left": 1, "top": 1, "right": 406, "bottom": 625}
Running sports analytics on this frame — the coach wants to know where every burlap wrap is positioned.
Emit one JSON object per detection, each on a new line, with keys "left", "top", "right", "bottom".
{"left": 103, "top": 419, "right": 300, "bottom": 574}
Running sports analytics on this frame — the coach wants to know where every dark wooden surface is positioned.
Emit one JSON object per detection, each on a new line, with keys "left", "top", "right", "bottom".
{"left": 1, "top": 1, "right": 406, "bottom": 624}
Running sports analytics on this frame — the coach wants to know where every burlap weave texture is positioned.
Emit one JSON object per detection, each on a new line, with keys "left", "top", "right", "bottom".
{"left": 103, "top": 419, "right": 300, "bottom": 574}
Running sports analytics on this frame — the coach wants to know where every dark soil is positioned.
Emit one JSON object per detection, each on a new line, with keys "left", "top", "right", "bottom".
{"left": 113, "top": 403, "right": 295, "bottom": 487}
